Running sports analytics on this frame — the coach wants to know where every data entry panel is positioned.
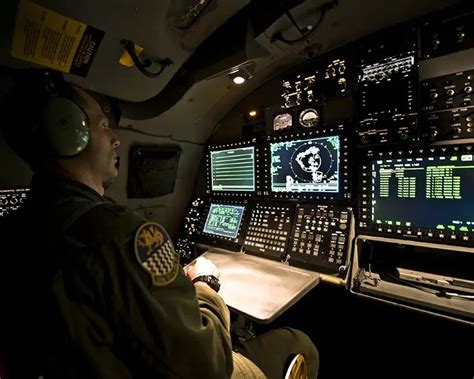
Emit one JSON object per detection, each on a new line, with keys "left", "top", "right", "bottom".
{"left": 288, "top": 204, "right": 353, "bottom": 275}
{"left": 243, "top": 202, "right": 294, "bottom": 261}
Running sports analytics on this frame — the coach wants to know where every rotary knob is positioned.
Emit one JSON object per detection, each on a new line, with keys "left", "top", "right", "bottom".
{"left": 446, "top": 89, "right": 455, "bottom": 97}
{"left": 464, "top": 86, "right": 472, "bottom": 94}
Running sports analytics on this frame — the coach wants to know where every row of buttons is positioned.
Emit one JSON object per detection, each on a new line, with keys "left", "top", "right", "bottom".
{"left": 247, "top": 226, "right": 288, "bottom": 236}
{"left": 375, "top": 226, "right": 471, "bottom": 241}
{"left": 290, "top": 245, "right": 344, "bottom": 265}
{"left": 246, "top": 236, "right": 286, "bottom": 247}
{"left": 245, "top": 241, "right": 286, "bottom": 253}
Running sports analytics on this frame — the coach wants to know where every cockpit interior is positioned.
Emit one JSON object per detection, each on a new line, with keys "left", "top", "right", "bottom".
{"left": 1, "top": 0, "right": 473, "bottom": 377}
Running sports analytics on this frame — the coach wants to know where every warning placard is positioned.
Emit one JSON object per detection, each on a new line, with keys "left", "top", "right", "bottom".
{"left": 11, "top": 0, "right": 104, "bottom": 77}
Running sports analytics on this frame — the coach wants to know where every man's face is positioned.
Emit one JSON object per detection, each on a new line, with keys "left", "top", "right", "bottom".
{"left": 72, "top": 87, "right": 121, "bottom": 183}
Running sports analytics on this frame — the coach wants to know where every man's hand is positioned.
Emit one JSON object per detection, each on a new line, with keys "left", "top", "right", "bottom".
{"left": 185, "top": 256, "right": 220, "bottom": 281}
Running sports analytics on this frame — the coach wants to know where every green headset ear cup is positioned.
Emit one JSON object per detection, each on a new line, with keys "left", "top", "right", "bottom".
{"left": 40, "top": 97, "right": 90, "bottom": 157}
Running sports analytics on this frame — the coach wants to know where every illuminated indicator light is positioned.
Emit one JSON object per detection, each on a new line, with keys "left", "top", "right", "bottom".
{"left": 232, "top": 76, "right": 246, "bottom": 85}
{"left": 448, "top": 225, "right": 456, "bottom": 231}
{"left": 461, "top": 154, "right": 473, "bottom": 161}
{"left": 405, "top": 222, "right": 411, "bottom": 226}
{"left": 450, "top": 156, "right": 458, "bottom": 161}
{"left": 248, "top": 110, "right": 257, "bottom": 117}
{"left": 436, "top": 224, "right": 445, "bottom": 230}
{"left": 395, "top": 221, "right": 401, "bottom": 226}
{"left": 387, "top": 221, "right": 393, "bottom": 225}
{"left": 460, "top": 226, "right": 469, "bottom": 232}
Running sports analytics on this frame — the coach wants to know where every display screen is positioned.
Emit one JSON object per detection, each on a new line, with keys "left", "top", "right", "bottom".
{"left": 359, "top": 54, "right": 416, "bottom": 119}
{"left": 203, "top": 204, "right": 245, "bottom": 239}
{"left": 210, "top": 146, "right": 255, "bottom": 192}
{"left": 270, "top": 135, "right": 340, "bottom": 193}
{"left": 371, "top": 154, "right": 474, "bottom": 232}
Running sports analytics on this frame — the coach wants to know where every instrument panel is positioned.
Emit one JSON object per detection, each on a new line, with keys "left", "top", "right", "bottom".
{"left": 0, "top": 188, "right": 29, "bottom": 218}
{"left": 177, "top": 3, "right": 474, "bottom": 283}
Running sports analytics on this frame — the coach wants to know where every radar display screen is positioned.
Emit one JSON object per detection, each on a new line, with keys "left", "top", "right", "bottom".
{"left": 270, "top": 135, "right": 340, "bottom": 193}
{"left": 210, "top": 146, "right": 255, "bottom": 192}
{"left": 371, "top": 154, "right": 474, "bottom": 232}
{"left": 203, "top": 204, "right": 245, "bottom": 239}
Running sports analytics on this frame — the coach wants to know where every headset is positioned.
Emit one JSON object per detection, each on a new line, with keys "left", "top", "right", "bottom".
{"left": 35, "top": 71, "right": 90, "bottom": 158}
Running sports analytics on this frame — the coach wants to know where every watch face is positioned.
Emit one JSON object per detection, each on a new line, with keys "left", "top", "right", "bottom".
{"left": 273, "top": 112, "right": 293, "bottom": 131}
{"left": 299, "top": 108, "right": 320, "bottom": 128}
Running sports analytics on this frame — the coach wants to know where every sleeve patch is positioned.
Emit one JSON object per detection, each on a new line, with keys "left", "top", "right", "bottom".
{"left": 134, "top": 222, "right": 180, "bottom": 286}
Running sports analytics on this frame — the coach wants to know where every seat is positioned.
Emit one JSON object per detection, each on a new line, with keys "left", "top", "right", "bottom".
{"left": 284, "top": 353, "right": 307, "bottom": 379}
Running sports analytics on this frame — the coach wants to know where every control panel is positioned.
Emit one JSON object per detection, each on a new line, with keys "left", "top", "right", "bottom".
{"left": 324, "top": 58, "right": 350, "bottom": 97}
{"left": 0, "top": 188, "right": 29, "bottom": 218}
{"left": 174, "top": 197, "right": 207, "bottom": 262}
{"left": 181, "top": 4, "right": 474, "bottom": 299}
{"left": 243, "top": 203, "right": 294, "bottom": 261}
{"left": 281, "top": 70, "right": 322, "bottom": 109}
{"left": 288, "top": 204, "right": 352, "bottom": 274}
{"left": 420, "top": 70, "right": 474, "bottom": 140}
{"left": 357, "top": 27, "right": 419, "bottom": 145}
{"left": 421, "top": 6, "right": 474, "bottom": 59}
{"left": 182, "top": 197, "right": 207, "bottom": 238}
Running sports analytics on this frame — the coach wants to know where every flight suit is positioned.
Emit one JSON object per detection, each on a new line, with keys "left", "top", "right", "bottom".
{"left": 1, "top": 174, "right": 265, "bottom": 378}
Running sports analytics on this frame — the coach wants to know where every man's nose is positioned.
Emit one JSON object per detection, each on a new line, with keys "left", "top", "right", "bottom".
{"left": 111, "top": 132, "right": 120, "bottom": 148}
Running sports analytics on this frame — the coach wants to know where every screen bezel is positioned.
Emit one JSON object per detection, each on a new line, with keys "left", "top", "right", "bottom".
{"left": 263, "top": 125, "right": 351, "bottom": 201}
{"left": 199, "top": 199, "right": 248, "bottom": 249}
{"left": 205, "top": 140, "right": 259, "bottom": 197}
{"left": 202, "top": 203, "right": 245, "bottom": 239}
{"left": 359, "top": 143, "right": 474, "bottom": 246}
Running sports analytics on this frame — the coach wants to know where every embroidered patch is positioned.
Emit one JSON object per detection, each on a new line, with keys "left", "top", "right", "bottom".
{"left": 134, "top": 222, "right": 180, "bottom": 286}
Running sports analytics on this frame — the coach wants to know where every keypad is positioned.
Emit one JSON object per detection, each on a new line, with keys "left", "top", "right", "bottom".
{"left": 289, "top": 205, "right": 351, "bottom": 269}
{"left": 244, "top": 204, "right": 294, "bottom": 259}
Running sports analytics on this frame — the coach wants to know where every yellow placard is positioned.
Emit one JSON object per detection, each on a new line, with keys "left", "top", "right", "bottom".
{"left": 11, "top": 0, "right": 104, "bottom": 77}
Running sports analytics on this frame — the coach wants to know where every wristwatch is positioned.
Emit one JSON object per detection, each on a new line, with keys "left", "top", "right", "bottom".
{"left": 192, "top": 275, "right": 221, "bottom": 293}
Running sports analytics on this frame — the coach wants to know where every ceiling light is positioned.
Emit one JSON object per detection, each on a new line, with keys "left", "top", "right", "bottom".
{"left": 228, "top": 63, "right": 255, "bottom": 85}
{"left": 249, "top": 110, "right": 257, "bottom": 117}
{"left": 233, "top": 75, "right": 246, "bottom": 84}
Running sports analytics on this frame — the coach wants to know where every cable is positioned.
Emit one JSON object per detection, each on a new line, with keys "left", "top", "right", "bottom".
{"left": 120, "top": 39, "right": 173, "bottom": 79}
{"left": 116, "top": 126, "right": 206, "bottom": 146}
{"left": 271, "top": 0, "right": 339, "bottom": 45}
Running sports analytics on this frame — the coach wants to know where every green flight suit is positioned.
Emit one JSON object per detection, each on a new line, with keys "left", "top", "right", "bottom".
{"left": 1, "top": 175, "right": 265, "bottom": 378}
